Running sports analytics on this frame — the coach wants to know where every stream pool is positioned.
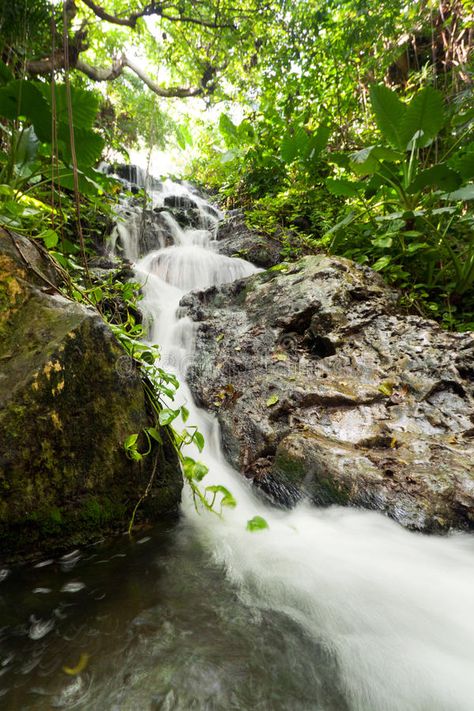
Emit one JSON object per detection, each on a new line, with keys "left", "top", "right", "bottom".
{"left": 0, "top": 519, "right": 347, "bottom": 710}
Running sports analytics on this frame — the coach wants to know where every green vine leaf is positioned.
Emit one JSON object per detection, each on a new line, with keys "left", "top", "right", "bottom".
{"left": 193, "top": 431, "right": 205, "bottom": 452}
{"left": 206, "top": 485, "right": 237, "bottom": 508}
{"left": 158, "top": 408, "right": 180, "bottom": 426}
{"left": 246, "top": 516, "right": 269, "bottom": 532}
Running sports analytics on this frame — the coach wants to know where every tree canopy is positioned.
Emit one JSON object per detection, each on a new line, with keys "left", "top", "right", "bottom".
{"left": 2, "top": 0, "right": 270, "bottom": 97}
{"left": 0, "top": 0, "right": 473, "bottom": 327}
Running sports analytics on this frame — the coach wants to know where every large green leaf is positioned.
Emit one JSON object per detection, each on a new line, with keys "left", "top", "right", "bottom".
{"left": 326, "top": 178, "right": 359, "bottom": 197}
{"left": 176, "top": 124, "right": 192, "bottom": 149}
{"left": 349, "top": 145, "right": 401, "bottom": 175}
{"left": 448, "top": 142, "right": 474, "bottom": 181}
{"left": 407, "top": 164, "right": 462, "bottom": 193}
{"left": 452, "top": 107, "right": 474, "bottom": 128}
{"left": 39, "top": 83, "right": 100, "bottom": 130}
{"left": 237, "top": 120, "right": 255, "bottom": 141}
{"left": 304, "top": 124, "right": 330, "bottom": 161}
{"left": 14, "top": 126, "right": 39, "bottom": 177}
{"left": 441, "top": 184, "right": 474, "bottom": 201}
{"left": 280, "top": 126, "right": 310, "bottom": 163}
{"left": 0, "top": 60, "right": 13, "bottom": 86}
{"left": 219, "top": 113, "right": 238, "bottom": 145}
{"left": 57, "top": 124, "right": 104, "bottom": 168}
{"left": 400, "top": 86, "right": 445, "bottom": 149}
{"left": 370, "top": 85, "right": 407, "bottom": 150}
{"left": 42, "top": 166, "right": 104, "bottom": 196}
{"left": 0, "top": 80, "right": 51, "bottom": 140}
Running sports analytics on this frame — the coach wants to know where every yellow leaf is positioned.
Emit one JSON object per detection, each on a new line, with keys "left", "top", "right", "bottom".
{"left": 378, "top": 381, "right": 395, "bottom": 397}
{"left": 63, "top": 653, "right": 90, "bottom": 676}
{"left": 266, "top": 394, "right": 279, "bottom": 407}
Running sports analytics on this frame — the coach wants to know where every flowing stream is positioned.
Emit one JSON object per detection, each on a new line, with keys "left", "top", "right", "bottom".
{"left": 1, "top": 181, "right": 474, "bottom": 710}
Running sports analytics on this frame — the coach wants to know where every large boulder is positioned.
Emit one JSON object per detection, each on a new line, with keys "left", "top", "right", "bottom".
{"left": 182, "top": 254, "right": 474, "bottom": 532}
{"left": 216, "top": 213, "right": 283, "bottom": 268}
{"left": 0, "top": 230, "right": 182, "bottom": 561}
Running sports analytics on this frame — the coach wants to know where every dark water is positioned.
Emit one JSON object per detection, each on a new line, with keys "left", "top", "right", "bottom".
{"left": 0, "top": 519, "right": 347, "bottom": 710}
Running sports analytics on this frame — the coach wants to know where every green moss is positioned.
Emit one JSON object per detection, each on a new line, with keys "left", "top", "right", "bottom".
{"left": 311, "top": 475, "right": 350, "bottom": 506}
{"left": 80, "top": 497, "right": 126, "bottom": 525}
{"left": 273, "top": 448, "right": 306, "bottom": 484}
{"left": 0, "top": 248, "right": 182, "bottom": 563}
{"left": 273, "top": 434, "right": 351, "bottom": 506}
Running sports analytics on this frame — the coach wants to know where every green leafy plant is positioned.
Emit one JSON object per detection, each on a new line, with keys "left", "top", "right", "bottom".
{"left": 324, "top": 84, "right": 474, "bottom": 324}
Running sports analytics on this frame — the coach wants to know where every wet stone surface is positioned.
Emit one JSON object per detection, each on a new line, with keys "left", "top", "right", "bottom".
{"left": 182, "top": 251, "right": 474, "bottom": 531}
{"left": 216, "top": 213, "right": 283, "bottom": 268}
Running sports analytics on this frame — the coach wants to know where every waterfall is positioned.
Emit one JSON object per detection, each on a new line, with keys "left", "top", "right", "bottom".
{"left": 115, "top": 181, "right": 474, "bottom": 711}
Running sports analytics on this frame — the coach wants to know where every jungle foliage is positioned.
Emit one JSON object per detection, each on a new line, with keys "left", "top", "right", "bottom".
{"left": 0, "top": 0, "right": 473, "bottom": 331}
{"left": 187, "top": 0, "right": 474, "bottom": 328}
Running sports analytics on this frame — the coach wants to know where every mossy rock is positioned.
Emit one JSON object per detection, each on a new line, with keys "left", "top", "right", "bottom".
{"left": 0, "top": 231, "right": 182, "bottom": 562}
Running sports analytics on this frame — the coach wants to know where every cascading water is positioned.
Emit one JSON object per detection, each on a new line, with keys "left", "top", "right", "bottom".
{"left": 114, "top": 181, "right": 474, "bottom": 711}
{"left": 2, "top": 181, "right": 473, "bottom": 710}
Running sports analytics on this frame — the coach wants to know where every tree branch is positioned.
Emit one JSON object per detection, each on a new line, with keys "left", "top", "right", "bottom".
{"left": 79, "top": 0, "right": 144, "bottom": 27}
{"left": 79, "top": 0, "right": 236, "bottom": 29}
{"left": 26, "top": 50, "right": 204, "bottom": 97}
{"left": 123, "top": 57, "right": 204, "bottom": 96}
{"left": 159, "top": 11, "right": 235, "bottom": 29}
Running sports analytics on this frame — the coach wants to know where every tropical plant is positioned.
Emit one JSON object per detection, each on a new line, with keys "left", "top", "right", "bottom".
{"left": 323, "top": 83, "right": 474, "bottom": 324}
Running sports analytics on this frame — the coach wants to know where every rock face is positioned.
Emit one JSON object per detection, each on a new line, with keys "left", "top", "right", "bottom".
{"left": 182, "top": 253, "right": 474, "bottom": 532}
{"left": 216, "top": 213, "right": 283, "bottom": 268}
{"left": 0, "top": 230, "right": 181, "bottom": 561}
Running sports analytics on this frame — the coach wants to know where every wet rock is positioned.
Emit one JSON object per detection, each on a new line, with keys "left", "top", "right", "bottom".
{"left": 88, "top": 254, "right": 123, "bottom": 270}
{"left": 216, "top": 214, "right": 282, "bottom": 268}
{"left": 113, "top": 208, "right": 176, "bottom": 259}
{"left": 183, "top": 253, "right": 474, "bottom": 532}
{"left": 167, "top": 206, "right": 215, "bottom": 231}
{"left": 164, "top": 194, "right": 199, "bottom": 210}
{"left": 103, "top": 163, "right": 162, "bottom": 191}
{"left": 0, "top": 230, "right": 182, "bottom": 562}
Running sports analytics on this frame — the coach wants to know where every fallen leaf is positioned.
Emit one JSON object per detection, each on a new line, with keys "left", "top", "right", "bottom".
{"left": 379, "top": 381, "right": 395, "bottom": 397}
{"left": 63, "top": 652, "right": 90, "bottom": 676}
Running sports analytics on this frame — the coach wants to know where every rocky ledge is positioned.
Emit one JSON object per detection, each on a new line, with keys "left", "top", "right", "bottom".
{"left": 216, "top": 212, "right": 283, "bottom": 268}
{"left": 182, "top": 252, "right": 474, "bottom": 532}
{"left": 0, "top": 230, "right": 181, "bottom": 562}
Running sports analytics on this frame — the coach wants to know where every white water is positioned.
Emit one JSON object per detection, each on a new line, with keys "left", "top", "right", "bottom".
{"left": 116, "top": 183, "right": 474, "bottom": 711}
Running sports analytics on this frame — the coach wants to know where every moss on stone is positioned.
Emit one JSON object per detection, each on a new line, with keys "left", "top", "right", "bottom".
{"left": 273, "top": 432, "right": 351, "bottom": 506}
{"left": 0, "top": 235, "right": 182, "bottom": 563}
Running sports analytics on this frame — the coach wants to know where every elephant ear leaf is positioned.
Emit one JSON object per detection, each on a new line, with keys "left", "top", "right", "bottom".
{"left": 0, "top": 60, "right": 13, "bottom": 86}
{"left": 280, "top": 126, "right": 310, "bottom": 163}
{"left": 401, "top": 86, "right": 445, "bottom": 149}
{"left": 41, "top": 84, "right": 100, "bottom": 130}
{"left": 57, "top": 124, "right": 104, "bottom": 168}
{"left": 0, "top": 80, "right": 51, "bottom": 141}
{"left": 14, "top": 126, "right": 39, "bottom": 177}
{"left": 407, "top": 164, "right": 462, "bottom": 194}
{"left": 448, "top": 142, "right": 474, "bottom": 181}
{"left": 370, "top": 85, "right": 407, "bottom": 151}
